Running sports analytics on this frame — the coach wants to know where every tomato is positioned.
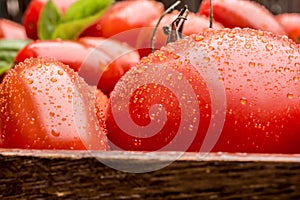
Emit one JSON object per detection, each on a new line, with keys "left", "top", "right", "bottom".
{"left": 276, "top": 13, "right": 300, "bottom": 44}
{"left": 80, "top": 0, "right": 164, "bottom": 57}
{"left": 78, "top": 37, "right": 140, "bottom": 95}
{"left": 105, "top": 28, "right": 300, "bottom": 154}
{"left": 0, "top": 19, "right": 27, "bottom": 40}
{"left": 0, "top": 57, "right": 108, "bottom": 150}
{"left": 23, "top": 0, "right": 76, "bottom": 40}
{"left": 198, "top": 0, "right": 286, "bottom": 35}
{"left": 15, "top": 39, "right": 140, "bottom": 95}
{"left": 137, "top": 11, "right": 224, "bottom": 58}
{"left": 81, "top": 0, "right": 164, "bottom": 38}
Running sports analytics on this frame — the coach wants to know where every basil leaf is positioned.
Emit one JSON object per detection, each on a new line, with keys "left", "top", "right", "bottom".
{"left": 0, "top": 39, "right": 31, "bottom": 76}
{"left": 52, "top": 0, "right": 113, "bottom": 40}
{"left": 38, "top": 0, "right": 62, "bottom": 40}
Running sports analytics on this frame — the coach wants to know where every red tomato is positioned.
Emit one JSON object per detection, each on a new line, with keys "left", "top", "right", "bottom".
{"left": 0, "top": 57, "right": 108, "bottom": 150}
{"left": 23, "top": 0, "right": 76, "bottom": 40}
{"left": 0, "top": 19, "right": 27, "bottom": 39}
{"left": 105, "top": 28, "right": 300, "bottom": 154}
{"left": 276, "top": 13, "right": 300, "bottom": 44}
{"left": 82, "top": 0, "right": 164, "bottom": 38}
{"left": 137, "top": 11, "right": 224, "bottom": 58}
{"left": 15, "top": 39, "right": 140, "bottom": 95}
{"left": 80, "top": 0, "right": 164, "bottom": 57}
{"left": 78, "top": 37, "right": 140, "bottom": 95}
{"left": 198, "top": 0, "right": 286, "bottom": 35}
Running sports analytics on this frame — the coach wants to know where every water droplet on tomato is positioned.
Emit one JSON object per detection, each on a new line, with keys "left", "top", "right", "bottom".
{"left": 266, "top": 44, "right": 273, "bottom": 51}
{"left": 287, "top": 92, "right": 294, "bottom": 99}
{"left": 240, "top": 97, "right": 247, "bottom": 105}
{"left": 57, "top": 70, "right": 64, "bottom": 75}
{"left": 26, "top": 79, "right": 33, "bottom": 84}
{"left": 50, "top": 78, "right": 57, "bottom": 83}
{"left": 248, "top": 61, "right": 255, "bottom": 68}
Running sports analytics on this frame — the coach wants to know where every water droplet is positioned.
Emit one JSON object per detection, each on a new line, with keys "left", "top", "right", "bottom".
{"left": 57, "top": 70, "right": 64, "bottom": 75}
{"left": 203, "top": 57, "right": 210, "bottom": 63}
{"left": 26, "top": 78, "right": 33, "bottom": 84}
{"left": 244, "top": 43, "right": 251, "bottom": 49}
{"left": 265, "top": 44, "right": 273, "bottom": 51}
{"left": 287, "top": 92, "right": 294, "bottom": 99}
{"left": 195, "top": 35, "right": 204, "bottom": 42}
{"left": 50, "top": 78, "right": 57, "bottom": 83}
{"left": 166, "top": 74, "right": 172, "bottom": 81}
{"left": 240, "top": 97, "right": 247, "bottom": 105}
{"left": 293, "top": 76, "right": 299, "bottom": 82}
{"left": 248, "top": 61, "right": 255, "bottom": 68}
{"left": 51, "top": 130, "right": 60, "bottom": 137}
{"left": 177, "top": 73, "right": 183, "bottom": 80}
{"left": 49, "top": 112, "right": 55, "bottom": 117}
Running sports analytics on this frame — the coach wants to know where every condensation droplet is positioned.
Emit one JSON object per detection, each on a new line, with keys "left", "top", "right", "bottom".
{"left": 287, "top": 92, "right": 294, "bottom": 99}
{"left": 50, "top": 78, "right": 57, "bottom": 83}
{"left": 265, "top": 44, "right": 273, "bottom": 51}
{"left": 57, "top": 70, "right": 64, "bottom": 75}
{"left": 248, "top": 61, "right": 255, "bottom": 68}
{"left": 244, "top": 43, "right": 251, "bottom": 49}
{"left": 26, "top": 79, "right": 33, "bottom": 84}
{"left": 240, "top": 97, "right": 247, "bottom": 105}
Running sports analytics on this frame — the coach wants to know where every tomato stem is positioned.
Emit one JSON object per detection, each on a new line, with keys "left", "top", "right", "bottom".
{"left": 209, "top": 0, "right": 213, "bottom": 28}
{"left": 150, "top": 0, "right": 181, "bottom": 53}
{"left": 165, "top": 5, "right": 188, "bottom": 43}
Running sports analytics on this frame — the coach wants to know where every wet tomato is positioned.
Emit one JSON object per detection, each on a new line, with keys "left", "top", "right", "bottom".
{"left": 105, "top": 28, "right": 300, "bottom": 154}
{"left": 15, "top": 38, "right": 140, "bottom": 95}
{"left": 0, "top": 57, "right": 108, "bottom": 150}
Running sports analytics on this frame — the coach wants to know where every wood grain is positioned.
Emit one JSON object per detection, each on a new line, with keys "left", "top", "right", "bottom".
{"left": 0, "top": 150, "right": 299, "bottom": 199}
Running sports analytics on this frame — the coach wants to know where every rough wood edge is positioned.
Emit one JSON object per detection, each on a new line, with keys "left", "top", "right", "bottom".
{"left": 1, "top": 148, "right": 300, "bottom": 163}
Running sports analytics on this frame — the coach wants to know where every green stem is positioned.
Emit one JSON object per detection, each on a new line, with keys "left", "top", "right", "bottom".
{"left": 150, "top": 0, "right": 181, "bottom": 53}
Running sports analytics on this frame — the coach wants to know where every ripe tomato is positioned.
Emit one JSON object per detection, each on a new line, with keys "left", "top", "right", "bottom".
{"left": 198, "top": 0, "right": 286, "bottom": 35}
{"left": 78, "top": 37, "right": 140, "bottom": 95}
{"left": 81, "top": 0, "right": 164, "bottom": 38}
{"left": 0, "top": 19, "right": 27, "bottom": 40}
{"left": 137, "top": 11, "right": 224, "bottom": 58}
{"left": 0, "top": 57, "right": 108, "bottom": 150}
{"left": 276, "top": 13, "right": 300, "bottom": 44}
{"left": 23, "top": 0, "right": 76, "bottom": 40}
{"left": 15, "top": 39, "right": 140, "bottom": 95}
{"left": 105, "top": 28, "right": 300, "bottom": 154}
{"left": 80, "top": 0, "right": 164, "bottom": 57}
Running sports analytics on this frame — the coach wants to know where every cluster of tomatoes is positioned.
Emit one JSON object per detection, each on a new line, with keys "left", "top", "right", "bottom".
{"left": 0, "top": 0, "right": 300, "bottom": 154}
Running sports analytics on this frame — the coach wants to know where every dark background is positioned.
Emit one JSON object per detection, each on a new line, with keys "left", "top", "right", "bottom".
{"left": 0, "top": 0, "right": 300, "bottom": 24}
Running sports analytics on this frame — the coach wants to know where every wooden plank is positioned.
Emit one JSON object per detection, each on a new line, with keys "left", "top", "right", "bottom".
{"left": 0, "top": 150, "right": 299, "bottom": 199}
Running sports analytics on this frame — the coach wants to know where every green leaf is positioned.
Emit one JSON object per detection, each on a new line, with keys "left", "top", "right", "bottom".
{"left": 0, "top": 39, "right": 31, "bottom": 76}
{"left": 38, "top": 0, "right": 62, "bottom": 40}
{"left": 52, "top": 0, "right": 113, "bottom": 40}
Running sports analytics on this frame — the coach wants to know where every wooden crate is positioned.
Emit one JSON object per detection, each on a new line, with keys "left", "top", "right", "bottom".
{"left": 0, "top": 149, "right": 299, "bottom": 199}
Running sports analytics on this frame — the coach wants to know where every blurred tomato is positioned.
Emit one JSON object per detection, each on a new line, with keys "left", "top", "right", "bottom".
{"left": 23, "top": 0, "right": 76, "bottom": 40}
{"left": 0, "top": 19, "right": 27, "bottom": 39}
{"left": 276, "top": 13, "right": 300, "bottom": 43}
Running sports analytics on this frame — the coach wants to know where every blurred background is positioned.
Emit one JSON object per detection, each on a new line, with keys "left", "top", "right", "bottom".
{"left": 0, "top": 0, "right": 300, "bottom": 23}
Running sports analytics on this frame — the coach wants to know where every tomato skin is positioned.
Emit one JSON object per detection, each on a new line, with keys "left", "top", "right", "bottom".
{"left": 15, "top": 39, "right": 140, "bottom": 96}
{"left": 78, "top": 37, "right": 140, "bottom": 95}
{"left": 23, "top": 0, "right": 76, "bottom": 40}
{"left": 198, "top": 0, "right": 286, "bottom": 35}
{"left": 276, "top": 13, "right": 300, "bottom": 44}
{"left": 0, "top": 57, "right": 108, "bottom": 150}
{"left": 106, "top": 28, "right": 300, "bottom": 154}
{"left": 99, "top": 0, "right": 164, "bottom": 38}
{"left": 0, "top": 19, "right": 27, "bottom": 39}
{"left": 79, "top": 0, "right": 164, "bottom": 57}
{"left": 15, "top": 40, "right": 92, "bottom": 71}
